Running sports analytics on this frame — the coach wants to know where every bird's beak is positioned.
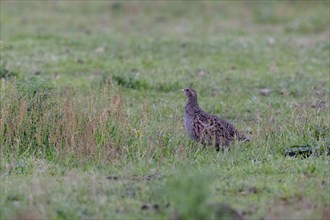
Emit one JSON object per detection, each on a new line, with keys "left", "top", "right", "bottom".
{"left": 181, "top": 89, "right": 184, "bottom": 92}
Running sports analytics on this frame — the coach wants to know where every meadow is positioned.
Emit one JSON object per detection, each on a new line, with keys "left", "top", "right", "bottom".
{"left": 1, "top": 1, "right": 329, "bottom": 219}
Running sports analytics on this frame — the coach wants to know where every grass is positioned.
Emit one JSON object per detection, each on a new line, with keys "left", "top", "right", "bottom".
{"left": 1, "top": 1, "right": 330, "bottom": 219}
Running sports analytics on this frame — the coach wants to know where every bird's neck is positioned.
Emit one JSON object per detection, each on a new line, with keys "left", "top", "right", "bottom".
{"left": 185, "top": 97, "right": 200, "bottom": 113}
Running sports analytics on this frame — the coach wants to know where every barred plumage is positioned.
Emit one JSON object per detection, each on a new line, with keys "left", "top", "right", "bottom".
{"left": 182, "top": 88, "right": 250, "bottom": 151}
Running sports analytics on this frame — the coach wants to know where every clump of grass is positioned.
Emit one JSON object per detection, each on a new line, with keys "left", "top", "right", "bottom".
{"left": 0, "top": 79, "right": 135, "bottom": 162}
{"left": 1, "top": 78, "right": 184, "bottom": 164}
{"left": 16, "top": 76, "right": 54, "bottom": 111}
{"left": 164, "top": 169, "right": 215, "bottom": 219}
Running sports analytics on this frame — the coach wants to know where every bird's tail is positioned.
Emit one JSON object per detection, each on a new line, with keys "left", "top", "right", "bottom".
{"left": 237, "top": 132, "right": 251, "bottom": 142}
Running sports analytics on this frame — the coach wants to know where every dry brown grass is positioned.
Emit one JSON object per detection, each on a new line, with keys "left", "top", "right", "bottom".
{"left": 0, "top": 81, "right": 134, "bottom": 163}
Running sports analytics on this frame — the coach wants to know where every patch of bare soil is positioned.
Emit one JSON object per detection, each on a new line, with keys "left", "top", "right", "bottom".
{"left": 322, "top": 205, "right": 330, "bottom": 220}
{"left": 14, "top": 211, "right": 43, "bottom": 220}
{"left": 264, "top": 196, "right": 319, "bottom": 219}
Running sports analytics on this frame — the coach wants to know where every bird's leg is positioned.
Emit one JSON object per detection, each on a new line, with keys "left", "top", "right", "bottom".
{"left": 200, "top": 139, "right": 208, "bottom": 149}
{"left": 225, "top": 139, "right": 232, "bottom": 147}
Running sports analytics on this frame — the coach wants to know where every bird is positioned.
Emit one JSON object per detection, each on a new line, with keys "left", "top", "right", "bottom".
{"left": 182, "top": 88, "right": 250, "bottom": 151}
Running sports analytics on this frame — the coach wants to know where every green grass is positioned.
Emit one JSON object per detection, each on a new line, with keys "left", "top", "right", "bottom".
{"left": 1, "top": 1, "right": 330, "bottom": 219}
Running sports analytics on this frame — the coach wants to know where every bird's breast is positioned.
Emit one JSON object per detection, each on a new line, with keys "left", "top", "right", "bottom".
{"left": 184, "top": 112, "right": 198, "bottom": 141}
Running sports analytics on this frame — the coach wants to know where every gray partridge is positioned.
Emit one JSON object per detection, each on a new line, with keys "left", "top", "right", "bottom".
{"left": 182, "top": 88, "right": 250, "bottom": 151}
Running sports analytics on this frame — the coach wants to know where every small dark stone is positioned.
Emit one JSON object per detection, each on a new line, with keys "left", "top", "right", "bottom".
{"left": 111, "top": 2, "right": 121, "bottom": 11}
{"left": 34, "top": 70, "right": 41, "bottom": 75}
{"left": 238, "top": 186, "right": 258, "bottom": 194}
{"left": 208, "top": 203, "right": 244, "bottom": 220}
{"left": 106, "top": 176, "right": 118, "bottom": 180}
{"left": 248, "top": 187, "right": 257, "bottom": 194}
{"left": 284, "top": 144, "right": 330, "bottom": 158}
{"left": 77, "top": 59, "right": 84, "bottom": 64}
{"left": 259, "top": 88, "right": 270, "bottom": 96}
{"left": 155, "top": 16, "right": 166, "bottom": 23}
{"left": 141, "top": 203, "right": 159, "bottom": 210}
{"left": 84, "top": 29, "right": 91, "bottom": 35}
{"left": 143, "top": 175, "right": 152, "bottom": 181}
{"left": 141, "top": 204, "right": 151, "bottom": 210}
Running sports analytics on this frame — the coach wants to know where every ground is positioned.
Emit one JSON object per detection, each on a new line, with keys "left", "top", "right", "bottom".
{"left": 1, "top": 1, "right": 329, "bottom": 219}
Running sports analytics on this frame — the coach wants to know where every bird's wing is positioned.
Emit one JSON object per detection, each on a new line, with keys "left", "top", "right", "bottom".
{"left": 192, "top": 114, "right": 217, "bottom": 142}
{"left": 210, "top": 115, "right": 239, "bottom": 140}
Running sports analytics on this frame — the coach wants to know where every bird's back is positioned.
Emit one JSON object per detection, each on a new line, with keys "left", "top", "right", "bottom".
{"left": 185, "top": 105, "right": 247, "bottom": 148}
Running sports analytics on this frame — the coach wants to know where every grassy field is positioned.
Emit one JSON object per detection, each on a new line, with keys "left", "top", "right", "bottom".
{"left": 1, "top": 1, "right": 329, "bottom": 219}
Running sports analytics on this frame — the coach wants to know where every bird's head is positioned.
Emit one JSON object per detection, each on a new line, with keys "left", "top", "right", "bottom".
{"left": 181, "top": 88, "right": 197, "bottom": 99}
